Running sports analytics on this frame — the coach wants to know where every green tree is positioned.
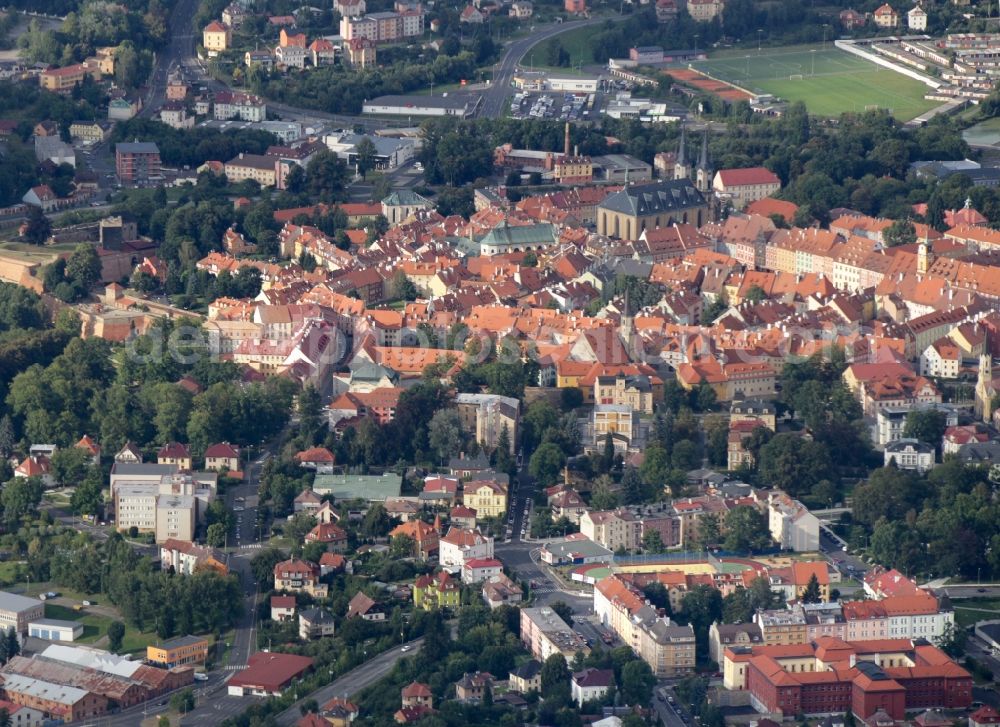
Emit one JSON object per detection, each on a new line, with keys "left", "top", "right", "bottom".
{"left": 695, "top": 382, "right": 717, "bottom": 412}
{"left": 0, "top": 415, "right": 15, "bottom": 459}
{"left": 540, "top": 653, "right": 571, "bottom": 700}
{"left": 550, "top": 601, "right": 574, "bottom": 625}
{"left": 305, "top": 149, "right": 349, "bottom": 202}
{"left": 71, "top": 466, "right": 104, "bottom": 516}
{"left": 620, "top": 660, "right": 656, "bottom": 706}
{"left": 298, "top": 383, "right": 324, "bottom": 447}
{"left": 354, "top": 136, "right": 378, "bottom": 179}
{"left": 390, "top": 270, "right": 418, "bottom": 301}
{"left": 642, "top": 582, "right": 671, "bottom": 613}
{"left": 560, "top": 386, "right": 583, "bottom": 410}
{"left": 903, "top": 408, "right": 947, "bottom": 448}
{"left": 250, "top": 548, "right": 286, "bottom": 588}
{"left": 1, "top": 477, "right": 43, "bottom": 526}
{"left": 680, "top": 584, "right": 723, "bottom": 653}
{"left": 170, "top": 688, "right": 195, "bottom": 713}
{"left": 801, "top": 573, "right": 822, "bottom": 604}
{"left": 428, "top": 409, "right": 464, "bottom": 464}
{"left": 4, "top": 628, "right": 17, "bottom": 661}
{"left": 529, "top": 442, "right": 566, "bottom": 487}
{"left": 589, "top": 477, "right": 619, "bottom": 511}
{"left": 621, "top": 466, "right": 644, "bottom": 505}
{"left": 934, "top": 622, "right": 967, "bottom": 658}
{"left": 643, "top": 529, "right": 664, "bottom": 553}
{"left": 359, "top": 502, "right": 393, "bottom": 538}
{"left": 722, "top": 587, "right": 754, "bottom": 623}
{"left": 640, "top": 444, "right": 670, "bottom": 487}
{"left": 390, "top": 533, "right": 415, "bottom": 559}
{"left": 757, "top": 434, "right": 833, "bottom": 498}
{"left": 107, "top": 621, "right": 125, "bottom": 652}
{"left": 696, "top": 513, "right": 721, "bottom": 550}
{"left": 206, "top": 522, "right": 227, "bottom": 548}
{"left": 884, "top": 219, "right": 917, "bottom": 247}
{"left": 65, "top": 244, "right": 102, "bottom": 292}
{"left": 671, "top": 439, "right": 699, "bottom": 471}
{"left": 723, "top": 506, "right": 772, "bottom": 552}
{"left": 50, "top": 446, "right": 91, "bottom": 487}
{"left": 600, "top": 432, "right": 615, "bottom": 473}
{"left": 22, "top": 205, "right": 51, "bottom": 244}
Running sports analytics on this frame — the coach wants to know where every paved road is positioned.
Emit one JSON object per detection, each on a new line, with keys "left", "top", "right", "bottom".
{"left": 273, "top": 639, "right": 425, "bottom": 726}
{"left": 139, "top": 0, "right": 201, "bottom": 119}
{"left": 476, "top": 18, "right": 610, "bottom": 119}
{"left": 651, "top": 686, "right": 688, "bottom": 727}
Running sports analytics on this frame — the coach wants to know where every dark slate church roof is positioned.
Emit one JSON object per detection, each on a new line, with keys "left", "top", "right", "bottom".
{"left": 599, "top": 179, "right": 705, "bottom": 216}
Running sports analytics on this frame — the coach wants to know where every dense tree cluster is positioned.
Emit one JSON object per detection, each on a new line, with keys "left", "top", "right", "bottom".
{"left": 51, "top": 531, "right": 242, "bottom": 638}
{"left": 4, "top": 318, "right": 296, "bottom": 453}
{"left": 18, "top": 0, "right": 167, "bottom": 72}
{"left": 247, "top": 52, "right": 479, "bottom": 115}
{"left": 110, "top": 119, "right": 279, "bottom": 169}
{"left": 847, "top": 458, "right": 1000, "bottom": 581}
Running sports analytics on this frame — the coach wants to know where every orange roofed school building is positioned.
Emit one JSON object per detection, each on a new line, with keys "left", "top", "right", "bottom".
{"left": 733, "top": 637, "right": 971, "bottom": 720}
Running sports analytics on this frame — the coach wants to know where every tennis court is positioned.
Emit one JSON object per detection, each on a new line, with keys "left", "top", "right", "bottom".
{"left": 688, "top": 46, "right": 938, "bottom": 120}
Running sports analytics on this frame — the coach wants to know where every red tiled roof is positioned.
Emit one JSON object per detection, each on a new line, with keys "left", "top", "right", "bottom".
{"left": 229, "top": 652, "right": 313, "bottom": 692}
{"left": 295, "top": 447, "right": 335, "bottom": 463}
{"left": 402, "top": 681, "right": 432, "bottom": 698}
{"left": 717, "top": 167, "right": 780, "bottom": 187}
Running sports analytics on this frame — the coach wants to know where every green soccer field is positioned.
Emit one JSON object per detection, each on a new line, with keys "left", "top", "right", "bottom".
{"left": 689, "top": 47, "right": 938, "bottom": 121}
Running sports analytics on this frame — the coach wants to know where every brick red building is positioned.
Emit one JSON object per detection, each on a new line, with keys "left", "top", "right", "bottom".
{"left": 115, "top": 142, "right": 161, "bottom": 185}
{"left": 739, "top": 637, "right": 971, "bottom": 720}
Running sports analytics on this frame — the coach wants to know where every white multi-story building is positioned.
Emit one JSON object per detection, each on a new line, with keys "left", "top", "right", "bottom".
{"left": 438, "top": 527, "right": 494, "bottom": 569}
{"left": 455, "top": 393, "right": 519, "bottom": 452}
{"left": 580, "top": 508, "right": 640, "bottom": 552}
{"left": 213, "top": 92, "right": 267, "bottom": 122}
{"left": 340, "top": 14, "right": 378, "bottom": 41}
{"left": 767, "top": 492, "right": 819, "bottom": 552}
{"left": 113, "top": 472, "right": 215, "bottom": 543}
{"left": 883, "top": 438, "right": 935, "bottom": 472}
{"left": 920, "top": 338, "right": 961, "bottom": 379}
{"left": 520, "top": 607, "right": 590, "bottom": 661}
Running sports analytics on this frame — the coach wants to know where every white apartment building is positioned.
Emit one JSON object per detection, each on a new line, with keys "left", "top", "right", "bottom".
{"left": 438, "top": 527, "right": 494, "bottom": 569}
{"left": 113, "top": 472, "right": 215, "bottom": 543}
{"left": 213, "top": 92, "right": 267, "bottom": 122}
{"left": 520, "top": 607, "right": 589, "bottom": 662}
{"left": 579, "top": 509, "right": 640, "bottom": 552}
{"left": 767, "top": 492, "right": 819, "bottom": 551}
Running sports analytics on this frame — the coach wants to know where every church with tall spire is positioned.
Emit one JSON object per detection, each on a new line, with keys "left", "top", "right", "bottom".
{"left": 673, "top": 125, "right": 713, "bottom": 193}
{"left": 673, "top": 125, "right": 690, "bottom": 181}
{"left": 696, "top": 130, "right": 712, "bottom": 193}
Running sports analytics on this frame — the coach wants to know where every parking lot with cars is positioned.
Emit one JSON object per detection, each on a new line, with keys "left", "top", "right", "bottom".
{"left": 510, "top": 91, "right": 596, "bottom": 121}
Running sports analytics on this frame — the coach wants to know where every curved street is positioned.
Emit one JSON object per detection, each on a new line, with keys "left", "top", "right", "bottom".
{"left": 476, "top": 17, "right": 610, "bottom": 118}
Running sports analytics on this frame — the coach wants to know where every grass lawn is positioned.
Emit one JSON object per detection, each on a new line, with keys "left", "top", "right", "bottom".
{"left": 0, "top": 242, "right": 74, "bottom": 263}
{"left": 0, "top": 561, "right": 24, "bottom": 588}
{"left": 952, "top": 597, "right": 1000, "bottom": 628}
{"left": 688, "top": 46, "right": 937, "bottom": 121}
{"left": 529, "top": 25, "right": 595, "bottom": 69}
{"left": 44, "top": 603, "right": 114, "bottom": 644}
{"left": 963, "top": 117, "right": 1000, "bottom": 147}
